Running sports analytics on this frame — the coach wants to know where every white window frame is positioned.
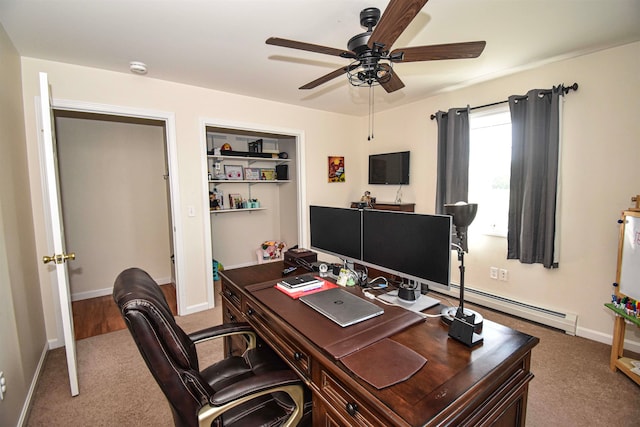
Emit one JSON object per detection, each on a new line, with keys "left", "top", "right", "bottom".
{"left": 468, "top": 105, "right": 511, "bottom": 238}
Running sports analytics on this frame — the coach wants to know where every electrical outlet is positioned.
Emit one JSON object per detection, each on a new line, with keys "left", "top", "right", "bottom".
{"left": 499, "top": 269, "right": 508, "bottom": 281}
{"left": 0, "top": 371, "right": 6, "bottom": 400}
{"left": 490, "top": 267, "right": 498, "bottom": 280}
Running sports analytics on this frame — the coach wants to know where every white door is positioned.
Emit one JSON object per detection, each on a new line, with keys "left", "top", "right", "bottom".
{"left": 39, "top": 72, "right": 79, "bottom": 396}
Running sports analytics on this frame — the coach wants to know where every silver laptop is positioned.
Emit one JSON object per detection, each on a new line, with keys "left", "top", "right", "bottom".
{"left": 299, "top": 288, "right": 383, "bottom": 327}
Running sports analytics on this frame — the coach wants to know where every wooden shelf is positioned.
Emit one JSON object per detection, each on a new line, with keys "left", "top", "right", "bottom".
{"left": 208, "top": 154, "right": 291, "bottom": 163}
{"left": 210, "top": 208, "right": 266, "bottom": 214}
{"left": 209, "top": 180, "right": 291, "bottom": 184}
{"left": 350, "top": 201, "right": 415, "bottom": 212}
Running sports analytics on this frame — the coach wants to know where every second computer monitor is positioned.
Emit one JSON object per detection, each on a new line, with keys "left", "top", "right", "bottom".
{"left": 362, "top": 209, "right": 451, "bottom": 290}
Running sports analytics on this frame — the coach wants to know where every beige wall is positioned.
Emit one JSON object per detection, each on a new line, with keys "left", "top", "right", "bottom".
{"left": 16, "top": 40, "right": 640, "bottom": 353}
{"left": 0, "top": 24, "right": 46, "bottom": 426}
{"left": 20, "top": 57, "right": 363, "bottom": 342}
{"left": 372, "top": 42, "right": 640, "bottom": 345}
{"left": 55, "top": 117, "right": 172, "bottom": 298}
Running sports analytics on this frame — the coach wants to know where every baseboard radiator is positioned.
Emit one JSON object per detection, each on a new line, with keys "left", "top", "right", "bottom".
{"left": 438, "top": 283, "right": 578, "bottom": 336}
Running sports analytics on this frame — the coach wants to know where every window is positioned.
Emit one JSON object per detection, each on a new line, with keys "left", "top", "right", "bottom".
{"left": 468, "top": 106, "right": 511, "bottom": 237}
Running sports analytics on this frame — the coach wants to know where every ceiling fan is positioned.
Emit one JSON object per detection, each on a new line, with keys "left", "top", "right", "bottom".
{"left": 266, "top": 0, "right": 486, "bottom": 93}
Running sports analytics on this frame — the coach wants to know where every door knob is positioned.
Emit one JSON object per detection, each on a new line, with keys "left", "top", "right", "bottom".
{"left": 42, "top": 252, "right": 76, "bottom": 264}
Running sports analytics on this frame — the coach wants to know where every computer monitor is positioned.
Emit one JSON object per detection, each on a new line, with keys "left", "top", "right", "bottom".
{"left": 309, "top": 206, "right": 362, "bottom": 262}
{"left": 362, "top": 209, "right": 451, "bottom": 291}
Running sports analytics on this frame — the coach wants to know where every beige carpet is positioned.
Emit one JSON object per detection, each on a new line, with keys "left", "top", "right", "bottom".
{"left": 26, "top": 297, "right": 639, "bottom": 426}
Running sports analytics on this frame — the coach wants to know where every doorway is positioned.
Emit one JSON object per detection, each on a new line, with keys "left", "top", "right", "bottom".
{"left": 54, "top": 110, "right": 174, "bottom": 338}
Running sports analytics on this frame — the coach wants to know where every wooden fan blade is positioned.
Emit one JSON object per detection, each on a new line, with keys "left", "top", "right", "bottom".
{"left": 391, "top": 41, "right": 486, "bottom": 62}
{"left": 377, "top": 63, "right": 405, "bottom": 93}
{"left": 368, "top": 0, "right": 429, "bottom": 51}
{"left": 380, "top": 72, "right": 405, "bottom": 93}
{"left": 299, "top": 66, "right": 351, "bottom": 90}
{"left": 266, "top": 37, "right": 355, "bottom": 58}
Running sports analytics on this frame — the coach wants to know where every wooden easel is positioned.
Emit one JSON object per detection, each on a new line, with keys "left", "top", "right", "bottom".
{"left": 607, "top": 195, "right": 640, "bottom": 385}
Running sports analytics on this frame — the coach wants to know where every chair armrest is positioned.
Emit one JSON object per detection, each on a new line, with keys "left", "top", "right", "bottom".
{"left": 210, "top": 370, "right": 301, "bottom": 406}
{"left": 188, "top": 323, "right": 257, "bottom": 349}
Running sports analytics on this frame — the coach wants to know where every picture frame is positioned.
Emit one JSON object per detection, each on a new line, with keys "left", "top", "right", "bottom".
{"left": 260, "top": 168, "right": 277, "bottom": 181}
{"left": 224, "top": 164, "right": 244, "bottom": 180}
{"left": 248, "top": 139, "right": 263, "bottom": 153}
{"left": 228, "top": 193, "right": 243, "bottom": 209}
{"left": 328, "top": 156, "right": 345, "bottom": 182}
{"left": 244, "top": 167, "right": 261, "bottom": 181}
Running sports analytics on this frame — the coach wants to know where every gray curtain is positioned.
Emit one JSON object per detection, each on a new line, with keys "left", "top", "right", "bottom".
{"left": 435, "top": 107, "right": 470, "bottom": 214}
{"left": 507, "top": 86, "right": 562, "bottom": 268}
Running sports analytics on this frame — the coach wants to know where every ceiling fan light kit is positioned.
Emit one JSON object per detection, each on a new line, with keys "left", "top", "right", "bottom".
{"left": 266, "top": 0, "right": 486, "bottom": 139}
{"left": 266, "top": 0, "right": 486, "bottom": 93}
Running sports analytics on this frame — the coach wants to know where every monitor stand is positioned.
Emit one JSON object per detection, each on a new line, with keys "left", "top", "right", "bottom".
{"left": 378, "top": 290, "right": 440, "bottom": 313}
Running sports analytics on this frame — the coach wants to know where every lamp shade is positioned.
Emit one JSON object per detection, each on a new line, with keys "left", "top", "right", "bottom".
{"left": 444, "top": 203, "right": 478, "bottom": 228}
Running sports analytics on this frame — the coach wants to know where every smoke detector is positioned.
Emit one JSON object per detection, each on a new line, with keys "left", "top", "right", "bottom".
{"left": 129, "top": 61, "right": 148, "bottom": 75}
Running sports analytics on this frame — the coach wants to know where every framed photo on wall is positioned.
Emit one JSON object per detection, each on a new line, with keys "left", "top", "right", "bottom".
{"left": 224, "top": 164, "right": 244, "bottom": 180}
{"left": 328, "top": 156, "right": 345, "bottom": 182}
{"left": 260, "top": 168, "right": 276, "bottom": 181}
{"left": 244, "top": 167, "right": 261, "bottom": 181}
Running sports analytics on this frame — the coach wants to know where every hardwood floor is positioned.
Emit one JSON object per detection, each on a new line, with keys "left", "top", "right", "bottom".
{"left": 72, "top": 283, "right": 177, "bottom": 340}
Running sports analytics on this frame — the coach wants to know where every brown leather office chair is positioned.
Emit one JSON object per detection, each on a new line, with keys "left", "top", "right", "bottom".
{"left": 113, "top": 267, "right": 311, "bottom": 427}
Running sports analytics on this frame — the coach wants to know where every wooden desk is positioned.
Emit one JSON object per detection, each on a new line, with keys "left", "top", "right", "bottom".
{"left": 220, "top": 262, "right": 539, "bottom": 426}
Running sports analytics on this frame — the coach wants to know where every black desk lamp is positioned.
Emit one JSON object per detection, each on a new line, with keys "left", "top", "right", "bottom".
{"left": 441, "top": 202, "right": 484, "bottom": 346}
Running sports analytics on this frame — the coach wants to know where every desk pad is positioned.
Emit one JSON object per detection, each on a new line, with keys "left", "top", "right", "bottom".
{"left": 341, "top": 338, "right": 427, "bottom": 389}
{"left": 247, "top": 282, "right": 424, "bottom": 360}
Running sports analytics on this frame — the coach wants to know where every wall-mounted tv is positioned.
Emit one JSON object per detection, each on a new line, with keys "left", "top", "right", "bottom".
{"left": 368, "top": 151, "right": 410, "bottom": 185}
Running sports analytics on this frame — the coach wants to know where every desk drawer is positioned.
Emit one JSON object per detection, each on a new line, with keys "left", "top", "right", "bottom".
{"left": 319, "top": 369, "right": 388, "bottom": 427}
{"left": 222, "top": 299, "right": 242, "bottom": 323}
{"left": 244, "top": 299, "right": 311, "bottom": 378}
{"left": 221, "top": 279, "right": 242, "bottom": 311}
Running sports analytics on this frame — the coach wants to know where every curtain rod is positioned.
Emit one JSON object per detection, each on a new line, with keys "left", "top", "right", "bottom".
{"left": 429, "top": 82, "right": 578, "bottom": 120}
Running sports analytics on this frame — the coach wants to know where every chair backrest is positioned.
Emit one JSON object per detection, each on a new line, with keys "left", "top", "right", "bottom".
{"left": 114, "top": 268, "right": 212, "bottom": 427}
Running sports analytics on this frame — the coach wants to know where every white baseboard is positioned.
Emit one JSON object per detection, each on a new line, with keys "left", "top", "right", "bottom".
{"left": 577, "top": 325, "right": 640, "bottom": 354}
{"left": 71, "top": 276, "right": 173, "bottom": 301}
{"left": 18, "top": 342, "right": 49, "bottom": 426}
{"left": 434, "top": 284, "right": 640, "bottom": 353}
{"left": 48, "top": 337, "right": 62, "bottom": 349}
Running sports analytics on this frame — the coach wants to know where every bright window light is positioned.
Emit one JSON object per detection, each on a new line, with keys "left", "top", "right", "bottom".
{"left": 469, "top": 106, "right": 511, "bottom": 237}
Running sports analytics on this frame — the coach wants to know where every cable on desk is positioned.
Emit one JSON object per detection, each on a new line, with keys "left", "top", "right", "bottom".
{"left": 362, "top": 289, "right": 429, "bottom": 319}
{"left": 363, "top": 276, "right": 388, "bottom": 289}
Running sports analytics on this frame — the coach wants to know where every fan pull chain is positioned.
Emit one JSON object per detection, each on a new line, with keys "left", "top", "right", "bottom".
{"left": 368, "top": 84, "right": 375, "bottom": 140}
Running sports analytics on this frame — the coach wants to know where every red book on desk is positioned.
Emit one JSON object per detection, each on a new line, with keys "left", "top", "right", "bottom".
{"left": 275, "top": 278, "right": 339, "bottom": 299}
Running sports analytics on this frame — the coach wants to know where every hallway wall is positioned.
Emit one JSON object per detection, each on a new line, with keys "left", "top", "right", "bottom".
{"left": 55, "top": 116, "right": 172, "bottom": 299}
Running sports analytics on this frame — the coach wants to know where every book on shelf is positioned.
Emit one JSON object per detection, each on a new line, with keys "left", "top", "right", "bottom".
{"left": 275, "top": 278, "right": 339, "bottom": 299}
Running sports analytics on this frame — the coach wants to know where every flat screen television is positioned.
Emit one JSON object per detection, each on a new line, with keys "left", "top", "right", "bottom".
{"left": 309, "top": 206, "right": 362, "bottom": 261}
{"left": 368, "top": 151, "right": 410, "bottom": 185}
{"left": 362, "top": 209, "right": 451, "bottom": 290}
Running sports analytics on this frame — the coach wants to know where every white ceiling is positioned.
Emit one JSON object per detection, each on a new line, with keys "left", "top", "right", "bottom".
{"left": 1, "top": 0, "right": 639, "bottom": 116}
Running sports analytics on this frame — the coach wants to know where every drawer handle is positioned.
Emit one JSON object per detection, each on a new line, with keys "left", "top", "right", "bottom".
{"left": 246, "top": 308, "right": 254, "bottom": 316}
{"left": 228, "top": 314, "right": 235, "bottom": 321}
{"left": 346, "top": 402, "right": 358, "bottom": 417}
{"left": 293, "top": 352, "right": 303, "bottom": 361}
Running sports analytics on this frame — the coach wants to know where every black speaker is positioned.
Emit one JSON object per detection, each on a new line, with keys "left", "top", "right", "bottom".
{"left": 276, "top": 164, "right": 288, "bottom": 180}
